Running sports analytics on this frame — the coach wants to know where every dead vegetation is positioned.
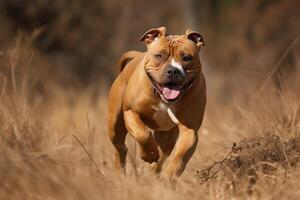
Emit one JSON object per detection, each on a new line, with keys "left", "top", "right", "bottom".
{"left": 0, "top": 33, "right": 299, "bottom": 200}
{"left": 0, "top": 0, "right": 299, "bottom": 199}
{"left": 197, "top": 135, "right": 300, "bottom": 190}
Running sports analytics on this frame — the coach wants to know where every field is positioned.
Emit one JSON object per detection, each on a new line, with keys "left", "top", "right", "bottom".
{"left": 0, "top": 34, "right": 299, "bottom": 199}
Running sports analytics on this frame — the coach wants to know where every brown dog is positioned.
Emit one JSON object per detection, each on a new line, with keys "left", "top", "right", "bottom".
{"left": 108, "top": 27, "right": 206, "bottom": 179}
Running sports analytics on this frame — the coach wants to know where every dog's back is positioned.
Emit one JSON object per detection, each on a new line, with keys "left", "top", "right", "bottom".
{"left": 118, "top": 51, "right": 143, "bottom": 72}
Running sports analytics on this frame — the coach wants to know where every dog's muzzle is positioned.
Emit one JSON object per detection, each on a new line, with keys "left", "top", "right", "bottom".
{"left": 146, "top": 69, "right": 198, "bottom": 103}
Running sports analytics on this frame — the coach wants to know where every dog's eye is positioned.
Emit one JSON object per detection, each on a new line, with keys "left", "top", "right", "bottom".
{"left": 182, "top": 55, "right": 193, "bottom": 62}
{"left": 154, "top": 54, "right": 163, "bottom": 59}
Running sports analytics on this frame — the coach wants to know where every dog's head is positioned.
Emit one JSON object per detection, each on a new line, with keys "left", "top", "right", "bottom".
{"left": 140, "top": 27, "right": 204, "bottom": 103}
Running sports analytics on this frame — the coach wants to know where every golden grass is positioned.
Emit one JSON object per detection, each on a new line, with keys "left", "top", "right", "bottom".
{"left": 0, "top": 38, "right": 299, "bottom": 200}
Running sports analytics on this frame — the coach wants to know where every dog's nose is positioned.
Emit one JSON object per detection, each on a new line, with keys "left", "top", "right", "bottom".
{"left": 166, "top": 67, "right": 180, "bottom": 78}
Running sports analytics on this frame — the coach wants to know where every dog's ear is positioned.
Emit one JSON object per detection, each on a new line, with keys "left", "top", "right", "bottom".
{"left": 139, "top": 27, "right": 166, "bottom": 45}
{"left": 185, "top": 29, "right": 204, "bottom": 49}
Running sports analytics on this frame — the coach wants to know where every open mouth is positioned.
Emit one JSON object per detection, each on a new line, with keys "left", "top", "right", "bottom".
{"left": 146, "top": 71, "right": 198, "bottom": 103}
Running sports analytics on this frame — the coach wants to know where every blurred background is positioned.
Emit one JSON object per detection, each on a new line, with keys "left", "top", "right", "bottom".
{"left": 1, "top": 0, "right": 299, "bottom": 96}
{"left": 1, "top": 0, "right": 300, "bottom": 148}
{"left": 0, "top": 1, "right": 300, "bottom": 199}
{"left": 1, "top": 0, "right": 300, "bottom": 146}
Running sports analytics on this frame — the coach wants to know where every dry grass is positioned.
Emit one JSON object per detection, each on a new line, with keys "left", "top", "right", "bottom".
{"left": 0, "top": 38, "right": 300, "bottom": 200}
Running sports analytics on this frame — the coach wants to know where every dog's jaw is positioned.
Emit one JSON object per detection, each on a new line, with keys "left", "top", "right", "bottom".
{"left": 146, "top": 69, "right": 198, "bottom": 104}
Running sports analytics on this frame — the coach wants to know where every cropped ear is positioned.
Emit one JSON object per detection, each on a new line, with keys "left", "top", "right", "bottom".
{"left": 139, "top": 27, "right": 166, "bottom": 46}
{"left": 185, "top": 29, "right": 204, "bottom": 49}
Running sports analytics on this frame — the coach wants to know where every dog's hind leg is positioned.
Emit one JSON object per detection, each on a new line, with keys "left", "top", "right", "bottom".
{"left": 108, "top": 76, "right": 128, "bottom": 173}
{"left": 108, "top": 114, "right": 127, "bottom": 172}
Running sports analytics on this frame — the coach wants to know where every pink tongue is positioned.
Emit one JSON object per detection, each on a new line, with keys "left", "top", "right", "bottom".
{"left": 162, "top": 87, "right": 180, "bottom": 100}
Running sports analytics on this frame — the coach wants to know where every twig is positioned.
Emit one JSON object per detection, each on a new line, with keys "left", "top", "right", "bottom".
{"left": 134, "top": 140, "right": 137, "bottom": 170}
{"left": 72, "top": 135, "right": 105, "bottom": 177}
{"left": 87, "top": 115, "right": 96, "bottom": 168}
{"left": 10, "top": 51, "right": 18, "bottom": 96}
{"left": 21, "top": 49, "right": 35, "bottom": 96}
{"left": 198, "top": 148, "right": 234, "bottom": 183}
{"left": 0, "top": 74, "right": 7, "bottom": 100}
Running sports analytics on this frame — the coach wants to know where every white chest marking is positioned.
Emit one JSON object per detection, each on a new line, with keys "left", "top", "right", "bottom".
{"left": 171, "top": 58, "right": 185, "bottom": 75}
{"left": 167, "top": 107, "right": 179, "bottom": 124}
{"left": 152, "top": 103, "right": 180, "bottom": 130}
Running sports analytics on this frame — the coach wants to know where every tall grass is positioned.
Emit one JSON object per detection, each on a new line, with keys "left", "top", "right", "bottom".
{"left": 0, "top": 37, "right": 299, "bottom": 199}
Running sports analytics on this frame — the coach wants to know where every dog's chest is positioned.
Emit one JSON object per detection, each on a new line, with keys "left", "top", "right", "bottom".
{"left": 152, "top": 103, "right": 176, "bottom": 131}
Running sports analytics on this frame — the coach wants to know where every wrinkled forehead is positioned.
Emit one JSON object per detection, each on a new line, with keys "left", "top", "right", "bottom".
{"left": 148, "top": 35, "right": 196, "bottom": 55}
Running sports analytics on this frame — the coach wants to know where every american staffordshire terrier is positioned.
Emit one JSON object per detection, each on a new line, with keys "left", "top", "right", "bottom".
{"left": 108, "top": 27, "right": 206, "bottom": 179}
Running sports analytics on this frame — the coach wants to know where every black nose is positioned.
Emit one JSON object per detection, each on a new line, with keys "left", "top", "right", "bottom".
{"left": 166, "top": 67, "right": 180, "bottom": 78}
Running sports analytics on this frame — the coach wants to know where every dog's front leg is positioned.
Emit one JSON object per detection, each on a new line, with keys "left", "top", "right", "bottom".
{"left": 162, "top": 124, "right": 198, "bottom": 180}
{"left": 124, "top": 110, "right": 159, "bottom": 163}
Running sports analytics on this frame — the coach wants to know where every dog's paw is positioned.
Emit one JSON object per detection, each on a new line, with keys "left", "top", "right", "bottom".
{"left": 140, "top": 150, "right": 160, "bottom": 163}
{"left": 139, "top": 136, "right": 160, "bottom": 163}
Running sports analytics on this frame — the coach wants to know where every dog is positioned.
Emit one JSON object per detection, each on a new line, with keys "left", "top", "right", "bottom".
{"left": 108, "top": 27, "right": 206, "bottom": 179}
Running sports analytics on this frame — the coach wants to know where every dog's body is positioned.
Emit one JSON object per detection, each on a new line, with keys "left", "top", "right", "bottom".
{"left": 108, "top": 27, "right": 206, "bottom": 179}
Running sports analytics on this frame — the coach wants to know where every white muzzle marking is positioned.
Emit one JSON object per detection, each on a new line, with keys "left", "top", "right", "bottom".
{"left": 171, "top": 58, "right": 185, "bottom": 75}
